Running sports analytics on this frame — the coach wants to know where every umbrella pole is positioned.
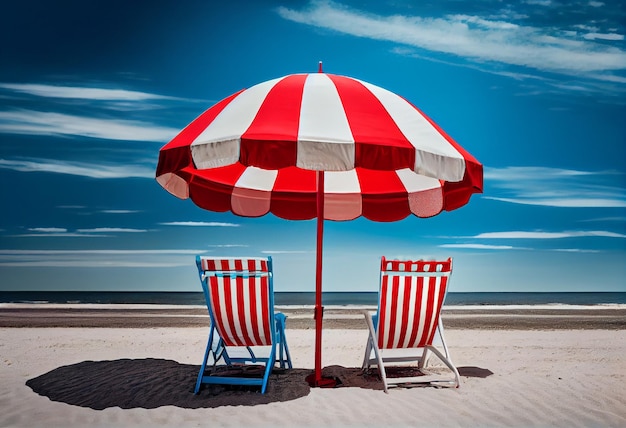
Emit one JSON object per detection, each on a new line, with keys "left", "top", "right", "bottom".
{"left": 305, "top": 170, "right": 336, "bottom": 388}
{"left": 314, "top": 170, "right": 324, "bottom": 384}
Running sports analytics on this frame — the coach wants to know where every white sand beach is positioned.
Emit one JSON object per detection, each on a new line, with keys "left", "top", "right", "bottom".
{"left": 1, "top": 308, "right": 625, "bottom": 427}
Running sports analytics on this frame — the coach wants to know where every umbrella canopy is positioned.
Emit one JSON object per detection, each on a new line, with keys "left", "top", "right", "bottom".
{"left": 159, "top": 164, "right": 478, "bottom": 221}
{"left": 157, "top": 72, "right": 482, "bottom": 199}
{"left": 156, "top": 69, "right": 483, "bottom": 387}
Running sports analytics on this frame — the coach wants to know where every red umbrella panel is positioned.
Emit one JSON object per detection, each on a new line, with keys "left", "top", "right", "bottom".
{"left": 156, "top": 71, "right": 483, "bottom": 387}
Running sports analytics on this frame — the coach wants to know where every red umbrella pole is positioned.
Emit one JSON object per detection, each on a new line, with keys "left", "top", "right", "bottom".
{"left": 314, "top": 170, "right": 324, "bottom": 384}
{"left": 306, "top": 170, "right": 336, "bottom": 388}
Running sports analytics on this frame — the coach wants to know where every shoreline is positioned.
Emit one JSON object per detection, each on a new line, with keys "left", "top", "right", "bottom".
{"left": 1, "top": 304, "right": 625, "bottom": 329}
{"left": 3, "top": 302, "right": 626, "bottom": 309}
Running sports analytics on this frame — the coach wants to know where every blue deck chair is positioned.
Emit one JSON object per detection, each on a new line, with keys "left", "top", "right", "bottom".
{"left": 194, "top": 256, "right": 292, "bottom": 394}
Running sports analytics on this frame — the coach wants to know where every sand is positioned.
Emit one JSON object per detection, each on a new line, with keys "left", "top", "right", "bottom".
{"left": 1, "top": 306, "right": 625, "bottom": 427}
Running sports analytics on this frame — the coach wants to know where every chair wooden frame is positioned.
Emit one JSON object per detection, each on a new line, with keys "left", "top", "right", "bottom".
{"left": 362, "top": 257, "right": 461, "bottom": 391}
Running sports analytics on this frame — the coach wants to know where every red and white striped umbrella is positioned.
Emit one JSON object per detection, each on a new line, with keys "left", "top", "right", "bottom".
{"left": 156, "top": 68, "right": 483, "bottom": 386}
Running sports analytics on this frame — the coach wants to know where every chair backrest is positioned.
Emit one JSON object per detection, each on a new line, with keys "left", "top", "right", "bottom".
{"left": 376, "top": 257, "right": 452, "bottom": 350}
{"left": 196, "top": 256, "right": 275, "bottom": 347}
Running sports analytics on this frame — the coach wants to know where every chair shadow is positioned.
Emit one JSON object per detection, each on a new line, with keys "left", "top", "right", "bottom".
{"left": 26, "top": 358, "right": 311, "bottom": 409}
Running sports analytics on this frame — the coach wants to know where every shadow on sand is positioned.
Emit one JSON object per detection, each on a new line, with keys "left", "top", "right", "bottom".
{"left": 26, "top": 359, "right": 492, "bottom": 409}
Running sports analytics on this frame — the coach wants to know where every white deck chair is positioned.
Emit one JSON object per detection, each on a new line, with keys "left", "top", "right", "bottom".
{"left": 362, "top": 257, "right": 461, "bottom": 391}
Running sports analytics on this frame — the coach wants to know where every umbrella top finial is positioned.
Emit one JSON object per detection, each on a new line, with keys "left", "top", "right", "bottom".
{"left": 318, "top": 61, "right": 323, "bottom": 73}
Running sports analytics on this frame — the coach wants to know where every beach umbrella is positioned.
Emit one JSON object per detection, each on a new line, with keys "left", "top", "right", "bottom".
{"left": 156, "top": 65, "right": 483, "bottom": 387}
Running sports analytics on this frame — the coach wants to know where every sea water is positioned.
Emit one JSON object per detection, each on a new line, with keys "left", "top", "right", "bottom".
{"left": 1, "top": 291, "right": 625, "bottom": 307}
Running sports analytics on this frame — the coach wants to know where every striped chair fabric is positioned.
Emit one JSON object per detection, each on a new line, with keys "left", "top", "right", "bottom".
{"left": 206, "top": 267, "right": 272, "bottom": 347}
{"left": 362, "top": 256, "right": 460, "bottom": 390}
{"left": 377, "top": 258, "right": 451, "bottom": 350}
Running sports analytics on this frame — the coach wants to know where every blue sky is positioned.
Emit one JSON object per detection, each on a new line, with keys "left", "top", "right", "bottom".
{"left": 1, "top": 0, "right": 625, "bottom": 293}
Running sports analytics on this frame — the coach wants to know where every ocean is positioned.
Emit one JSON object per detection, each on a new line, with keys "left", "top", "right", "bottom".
{"left": 1, "top": 291, "right": 625, "bottom": 306}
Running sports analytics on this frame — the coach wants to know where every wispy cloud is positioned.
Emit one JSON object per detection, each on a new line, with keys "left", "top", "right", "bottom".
{"left": 159, "top": 221, "right": 240, "bottom": 227}
{"left": 0, "top": 109, "right": 178, "bottom": 142}
{"left": 440, "top": 234, "right": 618, "bottom": 252}
{"left": 523, "top": 0, "right": 552, "bottom": 6}
{"left": 484, "top": 166, "right": 626, "bottom": 208}
{"left": 0, "top": 249, "right": 207, "bottom": 267}
{"left": 261, "top": 250, "right": 313, "bottom": 254}
{"left": 473, "top": 230, "right": 626, "bottom": 239}
{"left": 0, "top": 83, "right": 183, "bottom": 102}
{"left": 28, "top": 227, "right": 67, "bottom": 233}
{"left": 14, "top": 227, "right": 148, "bottom": 238}
{"left": 0, "top": 249, "right": 204, "bottom": 255}
{"left": 389, "top": 46, "right": 559, "bottom": 85}
{"left": 277, "top": 1, "right": 626, "bottom": 83}
{"left": 75, "top": 228, "right": 147, "bottom": 233}
{"left": 100, "top": 210, "right": 141, "bottom": 214}
{"left": 583, "top": 33, "right": 624, "bottom": 41}
{"left": 579, "top": 216, "right": 626, "bottom": 222}
{"left": 0, "top": 158, "right": 153, "bottom": 179}
{"left": 552, "top": 248, "right": 601, "bottom": 253}
{"left": 439, "top": 243, "right": 518, "bottom": 250}
{"left": 15, "top": 233, "right": 110, "bottom": 238}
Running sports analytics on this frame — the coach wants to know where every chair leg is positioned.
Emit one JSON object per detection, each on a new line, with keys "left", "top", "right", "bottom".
{"left": 362, "top": 337, "right": 373, "bottom": 370}
{"left": 371, "top": 344, "right": 388, "bottom": 393}
{"left": 427, "top": 321, "right": 460, "bottom": 387}
{"left": 361, "top": 311, "right": 376, "bottom": 370}
{"left": 195, "top": 326, "right": 215, "bottom": 394}
{"left": 274, "top": 313, "right": 292, "bottom": 368}
{"left": 419, "top": 347, "right": 432, "bottom": 369}
{"left": 438, "top": 321, "right": 452, "bottom": 360}
{"left": 425, "top": 345, "right": 461, "bottom": 388}
{"left": 280, "top": 334, "right": 292, "bottom": 369}
{"left": 363, "top": 312, "right": 389, "bottom": 393}
{"left": 261, "top": 343, "right": 278, "bottom": 394}
{"left": 276, "top": 321, "right": 283, "bottom": 366}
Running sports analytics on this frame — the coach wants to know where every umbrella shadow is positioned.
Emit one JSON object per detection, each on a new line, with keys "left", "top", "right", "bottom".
{"left": 457, "top": 366, "right": 494, "bottom": 378}
{"left": 337, "top": 365, "right": 493, "bottom": 388}
{"left": 26, "top": 360, "right": 492, "bottom": 409}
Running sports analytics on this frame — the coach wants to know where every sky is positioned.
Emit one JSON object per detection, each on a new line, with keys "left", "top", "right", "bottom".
{"left": 0, "top": 0, "right": 625, "bottom": 293}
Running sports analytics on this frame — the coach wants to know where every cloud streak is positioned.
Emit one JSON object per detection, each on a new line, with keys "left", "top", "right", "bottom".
{"left": 438, "top": 244, "right": 604, "bottom": 253}
{"left": 484, "top": 166, "right": 626, "bottom": 208}
{"left": 439, "top": 243, "right": 518, "bottom": 250}
{"left": 75, "top": 228, "right": 147, "bottom": 233}
{"left": 0, "top": 158, "right": 154, "bottom": 179}
{"left": 0, "top": 109, "right": 178, "bottom": 142}
{"left": 0, "top": 249, "right": 207, "bottom": 267}
{"left": 14, "top": 233, "right": 110, "bottom": 238}
{"left": 277, "top": 1, "right": 626, "bottom": 82}
{"left": 28, "top": 227, "right": 67, "bottom": 233}
{"left": 261, "top": 250, "right": 314, "bottom": 254}
{"left": 0, "top": 83, "right": 184, "bottom": 102}
{"left": 474, "top": 230, "right": 626, "bottom": 239}
{"left": 100, "top": 210, "right": 141, "bottom": 214}
{"left": 14, "top": 227, "right": 149, "bottom": 238}
{"left": 160, "top": 221, "right": 240, "bottom": 227}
